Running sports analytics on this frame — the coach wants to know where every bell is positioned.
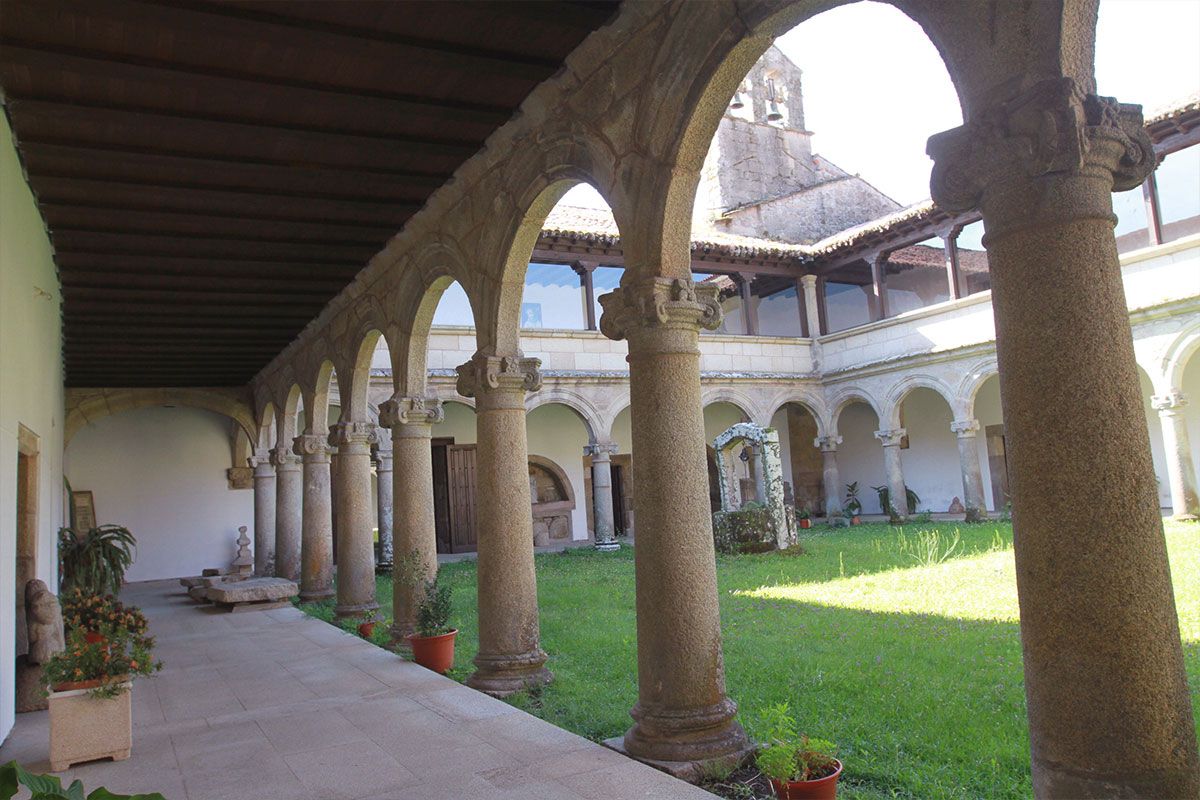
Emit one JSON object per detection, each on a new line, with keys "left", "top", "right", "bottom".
{"left": 767, "top": 100, "right": 783, "bottom": 122}
{"left": 729, "top": 90, "right": 745, "bottom": 110}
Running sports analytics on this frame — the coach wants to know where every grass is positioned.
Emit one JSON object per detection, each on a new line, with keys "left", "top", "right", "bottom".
{"left": 297, "top": 519, "right": 1200, "bottom": 800}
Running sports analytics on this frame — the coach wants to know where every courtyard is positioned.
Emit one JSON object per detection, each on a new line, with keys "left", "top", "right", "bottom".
{"left": 301, "top": 520, "right": 1200, "bottom": 799}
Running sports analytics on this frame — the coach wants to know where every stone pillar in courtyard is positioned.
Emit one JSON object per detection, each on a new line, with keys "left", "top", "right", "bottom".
{"left": 378, "top": 395, "right": 443, "bottom": 645}
{"left": 815, "top": 435, "right": 842, "bottom": 518}
{"left": 1153, "top": 392, "right": 1200, "bottom": 520}
{"left": 928, "top": 81, "right": 1198, "bottom": 796}
{"left": 599, "top": 277, "right": 750, "bottom": 770}
{"left": 249, "top": 449, "right": 275, "bottom": 576}
{"left": 585, "top": 442, "right": 620, "bottom": 551}
{"left": 874, "top": 428, "right": 908, "bottom": 521}
{"left": 372, "top": 440, "right": 394, "bottom": 565}
{"left": 329, "top": 421, "right": 379, "bottom": 619}
{"left": 456, "top": 354, "right": 552, "bottom": 694}
{"left": 800, "top": 274, "right": 823, "bottom": 371}
{"left": 270, "top": 443, "right": 303, "bottom": 582}
{"left": 950, "top": 419, "right": 987, "bottom": 522}
{"left": 294, "top": 433, "right": 334, "bottom": 601}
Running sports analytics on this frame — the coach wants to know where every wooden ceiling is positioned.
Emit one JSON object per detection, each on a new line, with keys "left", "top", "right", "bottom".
{"left": 0, "top": 0, "right": 618, "bottom": 387}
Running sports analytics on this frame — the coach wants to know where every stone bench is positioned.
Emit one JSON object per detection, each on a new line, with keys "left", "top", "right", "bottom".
{"left": 203, "top": 577, "right": 299, "bottom": 612}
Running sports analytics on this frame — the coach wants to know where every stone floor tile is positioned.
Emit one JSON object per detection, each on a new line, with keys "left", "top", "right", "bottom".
{"left": 558, "top": 762, "right": 720, "bottom": 799}
{"left": 463, "top": 711, "right": 591, "bottom": 761}
{"left": 255, "top": 707, "right": 368, "bottom": 755}
{"left": 283, "top": 739, "right": 422, "bottom": 800}
{"left": 413, "top": 684, "right": 523, "bottom": 723}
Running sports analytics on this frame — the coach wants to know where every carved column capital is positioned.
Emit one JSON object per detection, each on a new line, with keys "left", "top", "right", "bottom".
{"left": 372, "top": 446, "right": 394, "bottom": 472}
{"left": 248, "top": 448, "right": 273, "bottom": 474}
{"left": 269, "top": 445, "right": 301, "bottom": 470}
{"left": 800, "top": 274, "right": 819, "bottom": 289}
{"left": 226, "top": 466, "right": 253, "bottom": 490}
{"left": 598, "top": 277, "right": 723, "bottom": 343}
{"left": 927, "top": 78, "right": 1155, "bottom": 213}
{"left": 293, "top": 434, "right": 333, "bottom": 462}
{"left": 1152, "top": 391, "right": 1188, "bottom": 414}
{"left": 815, "top": 435, "right": 842, "bottom": 452}
{"left": 328, "top": 421, "right": 375, "bottom": 454}
{"left": 951, "top": 419, "right": 981, "bottom": 438}
{"left": 584, "top": 442, "right": 619, "bottom": 460}
{"left": 455, "top": 353, "right": 541, "bottom": 410}
{"left": 378, "top": 395, "right": 445, "bottom": 428}
{"left": 874, "top": 428, "right": 907, "bottom": 448}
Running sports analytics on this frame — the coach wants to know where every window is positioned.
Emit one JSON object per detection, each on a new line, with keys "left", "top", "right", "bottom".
{"left": 824, "top": 281, "right": 871, "bottom": 333}
{"left": 522, "top": 263, "right": 585, "bottom": 329}
{"left": 884, "top": 236, "right": 949, "bottom": 314}
{"left": 1158, "top": 145, "right": 1200, "bottom": 244}
{"left": 1112, "top": 181, "right": 1151, "bottom": 254}
{"left": 754, "top": 284, "right": 804, "bottom": 337}
{"left": 694, "top": 273, "right": 744, "bottom": 335}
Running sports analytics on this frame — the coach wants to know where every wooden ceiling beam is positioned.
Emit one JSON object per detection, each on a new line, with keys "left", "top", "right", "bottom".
{"left": 41, "top": 202, "right": 398, "bottom": 239}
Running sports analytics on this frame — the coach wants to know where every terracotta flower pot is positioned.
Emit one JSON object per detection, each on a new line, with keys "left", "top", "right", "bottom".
{"left": 769, "top": 760, "right": 843, "bottom": 799}
{"left": 407, "top": 629, "right": 457, "bottom": 674}
{"left": 851, "top": 516, "right": 861, "bottom": 525}
{"left": 83, "top": 631, "right": 105, "bottom": 645}
{"left": 357, "top": 621, "right": 376, "bottom": 639}
{"left": 799, "top": 519, "right": 812, "bottom": 529}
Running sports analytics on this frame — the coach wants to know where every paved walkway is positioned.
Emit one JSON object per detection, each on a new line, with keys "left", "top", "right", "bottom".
{"left": 1, "top": 580, "right": 716, "bottom": 800}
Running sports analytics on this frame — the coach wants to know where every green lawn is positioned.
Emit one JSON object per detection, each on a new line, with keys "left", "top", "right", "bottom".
{"left": 298, "top": 520, "right": 1200, "bottom": 800}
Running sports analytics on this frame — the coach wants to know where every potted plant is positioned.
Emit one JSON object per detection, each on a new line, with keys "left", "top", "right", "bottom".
{"left": 755, "top": 704, "right": 842, "bottom": 799}
{"left": 357, "top": 609, "right": 380, "bottom": 640}
{"left": 60, "top": 589, "right": 147, "bottom": 647}
{"left": 0, "top": 760, "right": 167, "bottom": 799}
{"left": 406, "top": 575, "right": 456, "bottom": 674}
{"left": 58, "top": 525, "right": 136, "bottom": 596}
{"left": 43, "top": 605, "right": 161, "bottom": 772}
{"left": 843, "top": 483, "right": 862, "bottom": 525}
{"left": 797, "top": 504, "right": 812, "bottom": 530}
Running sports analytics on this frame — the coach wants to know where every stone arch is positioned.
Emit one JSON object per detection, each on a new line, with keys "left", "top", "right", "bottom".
{"left": 828, "top": 388, "right": 884, "bottom": 434}
{"left": 65, "top": 387, "right": 258, "bottom": 447}
{"left": 392, "top": 261, "right": 476, "bottom": 398}
{"left": 278, "top": 383, "right": 304, "bottom": 443}
{"left": 475, "top": 151, "right": 622, "bottom": 356}
{"left": 958, "top": 359, "right": 1001, "bottom": 421}
{"left": 528, "top": 453, "right": 578, "bottom": 546}
{"left": 1162, "top": 322, "right": 1200, "bottom": 392}
{"left": 700, "top": 387, "right": 757, "bottom": 422}
{"left": 303, "top": 359, "right": 339, "bottom": 435}
{"left": 526, "top": 391, "right": 603, "bottom": 444}
{"left": 256, "top": 401, "right": 276, "bottom": 450}
{"left": 765, "top": 392, "right": 829, "bottom": 438}
{"left": 883, "top": 374, "right": 959, "bottom": 428}
{"left": 341, "top": 328, "right": 387, "bottom": 423}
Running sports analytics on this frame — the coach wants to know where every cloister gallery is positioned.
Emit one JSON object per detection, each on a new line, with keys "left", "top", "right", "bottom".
{"left": 1, "top": 0, "right": 1199, "bottom": 797}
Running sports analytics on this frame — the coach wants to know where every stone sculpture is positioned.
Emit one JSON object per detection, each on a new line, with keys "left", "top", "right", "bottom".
{"left": 26, "top": 579, "right": 65, "bottom": 665}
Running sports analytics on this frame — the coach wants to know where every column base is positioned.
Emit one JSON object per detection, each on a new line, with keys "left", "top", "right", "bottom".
{"left": 466, "top": 649, "right": 553, "bottom": 697}
{"left": 594, "top": 540, "right": 620, "bottom": 552}
{"left": 1170, "top": 512, "right": 1199, "bottom": 522}
{"left": 964, "top": 507, "right": 985, "bottom": 523}
{"left": 388, "top": 622, "right": 415, "bottom": 651}
{"left": 333, "top": 600, "right": 379, "bottom": 620}
{"left": 603, "top": 734, "right": 753, "bottom": 784}
{"left": 298, "top": 588, "right": 334, "bottom": 603}
{"left": 619, "top": 698, "right": 751, "bottom": 768}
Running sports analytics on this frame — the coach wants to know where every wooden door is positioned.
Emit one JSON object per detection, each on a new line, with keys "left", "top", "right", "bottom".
{"left": 985, "top": 424, "right": 1010, "bottom": 511}
{"left": 447, "top": 444, "right": 478, "bottom": 553}
{"left": 431, "top": 440, "right": 452, "bottom": 554}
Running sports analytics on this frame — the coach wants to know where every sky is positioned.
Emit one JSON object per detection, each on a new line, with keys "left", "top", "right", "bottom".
{"left": 563, "top": 0, "right": 1200, "bottom": 210}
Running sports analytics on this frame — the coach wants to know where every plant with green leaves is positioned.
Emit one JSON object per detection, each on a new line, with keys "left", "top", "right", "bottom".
{"left": 0, "top": 760, "right": 166, "bottom": 800}
{"left": 754, "top": 703, "right": 840, "bottom": 783}
{"left": 843, "top": 483, "right": 862, "bottom": 516}
{"left": 415, "top": 575, "right": 453, "bottom": 638}
{"left": 58, "top": 525, "right": 136, "bottom": 596}
{"left": 871, "top": 484, "right": 921, "bottom": 517}
{"left": 43, "top": 621, "right": 161, "bottom": 699}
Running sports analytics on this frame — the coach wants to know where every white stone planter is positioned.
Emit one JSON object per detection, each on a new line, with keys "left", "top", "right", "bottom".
{"left": 48, "top": 681, "right": 132, "bottom": 772}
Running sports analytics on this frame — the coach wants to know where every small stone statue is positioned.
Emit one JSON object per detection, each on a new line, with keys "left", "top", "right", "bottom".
{"left": 231, "top": 525, "right": 253, "bottom": 576}
{"left": 948, "top": 496, "right": 966, "bottom": 515}
{"left": 25, "top": 579, "right": 65, "bottom": 665}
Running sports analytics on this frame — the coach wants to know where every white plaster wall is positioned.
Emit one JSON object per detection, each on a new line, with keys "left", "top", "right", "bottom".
{"left": 1121, "top": 236, "right": 1200, "bottom": 311}
{"left": 526, "top": 404, "right": 590, "bottom": 541}
{"left": 835, "top": 403, "right": 887, "bottom": 514}
{"left": 898, "top": 388, "right": 960, "bottom": 512}
{"left": 704, "top": 403, "right": 749, "bottom": 444}
{"left": 433, "top": 402, "right": 477, "bottom": 445}
{"left": 1185, "top": 356, "right": 1200, "bottom": 492}
{"left": 0, "top": 115, "right": 65, "bottom": 742}
{"left": 974, "top": 376, "right": 1004, "bottom": 512}
{"left": 64, "top": 407, "right": 254, "bottom": 583}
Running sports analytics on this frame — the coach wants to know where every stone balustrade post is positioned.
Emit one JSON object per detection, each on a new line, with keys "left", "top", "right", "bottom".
{"left": 377, "top": 395, "right": 444, "bottom": 645}
{"left": 456, "top": 354, "right": 552, "bottom": 694}
{"left": 270, "top": 444, "right": 303, "bottom": 582}
{"left": 1152, "top": 392, "right": 1200, "bottom": 520}
{"left": 800, "top": 274, "right": 823, "bottom": 370}
{"left": 328, "top": 421, "right": 379, "bottom": 619}
{"left": 598, "top": 277, "right": 750, "bottom": 768}
{"left": 928, "top": 79, "right": 1198, "bottom": 795}
{"left": 874, "top": 428, "right": 908, "bottom": 521}
{"left": 815, "top": 435, "right": 842, "bottom": 517}
{"left": 585, "top": 442, "right": 620, "bottom": 551}
{"left": 950, "top": 419, "right": 987, "bottom": 522}
{"left": 249, "top": 449, "right": 275, "bottom": 576}
{"left": 294, "top": 434, "right": 334, "bottom": 601}
{"left": 372, "top": 441, "right": 395, "bottom": 566}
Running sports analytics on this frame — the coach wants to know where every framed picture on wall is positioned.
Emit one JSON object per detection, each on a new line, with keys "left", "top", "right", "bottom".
{"left": 71, "top": 490, "right": 96, "bottom": 531}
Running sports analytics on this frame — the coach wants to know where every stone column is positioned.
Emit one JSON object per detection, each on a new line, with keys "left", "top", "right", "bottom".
{"left": 928, "top": 81, "right": 1198, "bottom": 795}
{"left": 329, "top": 421, "right": 379, "bottom": 620}
{"left": 372, "top": 441, "right": 395, "bottom": 565}
{"left": 294, "top": 434, "right": 334, "bottom": 601}
{"left": 1153, "top": 392, "right": 1200, "bottom": 520}
{"left": 270, "top": 444, "right": 303, "bottom": 582}
{"left": 599, "top": 277, "right": 749, "bottom": 766}
{"left": 800, "top": 274, "right": 823, "bottom": 371}
{"left": 378, "top": 396, "right": 444, "bottom": 645}
{"left": 815, "top": 435, "right": 842, "bottom": 517}
{"left": 585, "top": 442, "right": 620, "bottom": 551}
{"left": 249, "top": 450, "right": 275, "bottom": 576}
{"left": 874, "top": 429, "right": 907, "bottom": 521}
{"left": 456, "top": 354, "right": 552, "bottom": 694}
{"left": 950, "top": 419, "right": 987, "bottom": 522}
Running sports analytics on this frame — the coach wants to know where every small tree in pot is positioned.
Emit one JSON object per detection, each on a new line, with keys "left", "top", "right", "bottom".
{"left": 755, "top": 704, "right": 842, "bottom": 799}
{"left": 407, "top": 575, "right": 456, "bottom": 674}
